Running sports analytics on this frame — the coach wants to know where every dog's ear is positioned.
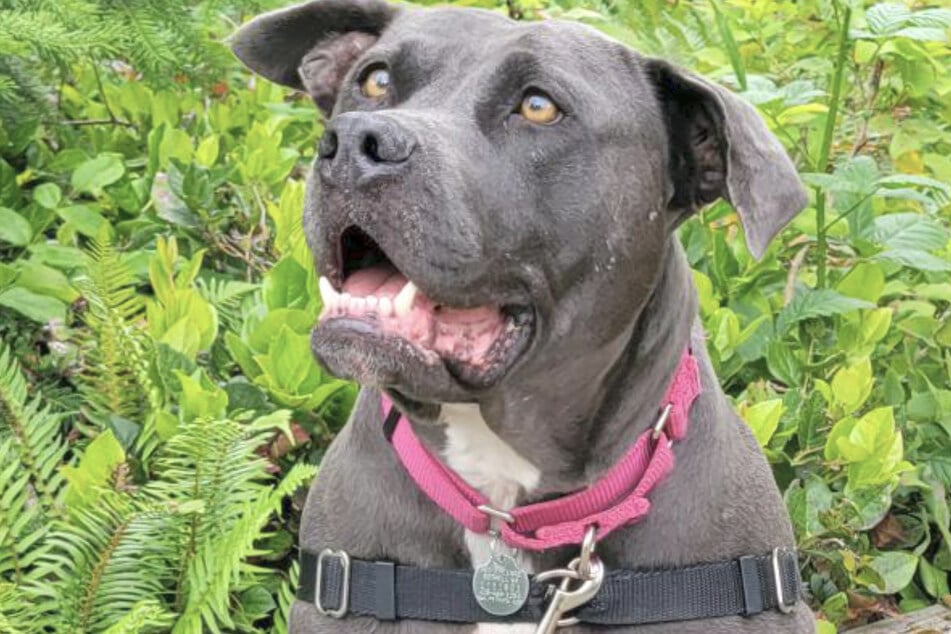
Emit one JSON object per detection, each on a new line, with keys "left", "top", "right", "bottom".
{"left": 646, "top": 60, "right": 807, "bottom": 259}
{"left": 230, "top": 0, "right": 397, "bottom": 114}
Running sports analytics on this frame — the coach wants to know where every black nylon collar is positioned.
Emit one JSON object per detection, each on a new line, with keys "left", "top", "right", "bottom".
{"left": 297, "top": 548, "right": 802, "bottom": 625}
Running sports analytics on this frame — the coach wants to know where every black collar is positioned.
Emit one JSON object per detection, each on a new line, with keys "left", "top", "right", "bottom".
{"left": 297, "top": 548, "right": 802, "bottom": 625}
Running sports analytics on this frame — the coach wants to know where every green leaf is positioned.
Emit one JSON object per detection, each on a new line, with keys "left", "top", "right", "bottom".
{"left": 739, "top": 399, "right": 784, "bottom": 446}
{"left": 776, "top": 290, "right": 874, "bottom": 333}
{"left": 876, "top": 248, "right": 951, "bottom": 272}
{"left": 0, "top": 286, "right": 67, "bottom": 322}
{"left": 195, "top": 135, "right": 220, "bottom": 168}
{"left": 33, "top": 182, "right": 62, "bottom": 210}
{"left": 62, "top": 429, "right": 126, "bottom": 509}
{"left": 0, "top": 207, "right": 33, "bottom": 246}
{"left": 918, "top": 557, "right": 950, "bottom": 598}
{"left": 870, "top": 213, "right": 948, "bottom": 252}
{"left": 836, "top": 262, "right": 884, "bottom": 303}
{"left": 830, "top": 357, "right": 873, "bottom": 413}
{"left": 57, "top": 204, "right": 110, "bottom": 238}
{"left": 864, "top": 551, "right": 918, "bottom": 594}
{"left": 71, "top": 154, "right": 126, "bottom": 195}
{"left": 176, "top": 369, "right": 228, "bottom": 422}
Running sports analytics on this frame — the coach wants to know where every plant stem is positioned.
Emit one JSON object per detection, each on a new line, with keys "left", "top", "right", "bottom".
{"left": 814, "top": 4, "right": 852, "bottom": 289}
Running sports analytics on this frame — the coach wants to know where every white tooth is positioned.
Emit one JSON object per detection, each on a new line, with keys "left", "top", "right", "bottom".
{"left": 379, "top": 297, "right": 393, "bottom": 316}
{"left": 341, "top": 293, "right": 351, "bottom": 311}
{"left": 352, "top": 297, "right": 366, "bottom": 312}
{"left": 318, "top": 277, "right": 338, "bottom": 306}
{"left": 365, "top": 296, "right": 378, "bottom": 311}
{"left": 394, "top": 281, "right": 418, "bottom": 317}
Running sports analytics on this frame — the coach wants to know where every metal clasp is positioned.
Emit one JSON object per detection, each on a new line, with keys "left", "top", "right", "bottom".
{"left": 534, "top": 526, "right": 604, "bottom": 633}
{"left": 651, "top": 403, "right": 674, "bottom": 448}
{"left": 314, "top": 548, "right": 351, "bottom": 618}
{"left": 478, "top": 504, "right": 516, "bottom": 524}
{"left": 772, "top": 547, "right": 795, "bottom": 614}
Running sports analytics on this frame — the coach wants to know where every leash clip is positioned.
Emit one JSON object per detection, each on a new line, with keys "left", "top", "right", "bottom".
{"left": 534, "top": 526, "right": 603, "bottom": 633}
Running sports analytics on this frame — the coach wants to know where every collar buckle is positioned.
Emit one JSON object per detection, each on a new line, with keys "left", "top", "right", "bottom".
{"left": 314, "top": 548, "right": 351, "bottom": 618}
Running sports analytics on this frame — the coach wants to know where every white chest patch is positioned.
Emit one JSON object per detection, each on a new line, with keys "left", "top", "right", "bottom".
{"left": 438, "top": 403, "right": 541, "bottom": 634}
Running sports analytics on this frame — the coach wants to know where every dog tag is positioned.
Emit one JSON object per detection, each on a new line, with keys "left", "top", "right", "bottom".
{"left": 472, "top": 552, "right": 530, "bottom": 616}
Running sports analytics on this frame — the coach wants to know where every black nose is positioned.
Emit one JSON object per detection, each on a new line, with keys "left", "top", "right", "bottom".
{"left": 318, "top": 112, "right": 416, "bottom": 183}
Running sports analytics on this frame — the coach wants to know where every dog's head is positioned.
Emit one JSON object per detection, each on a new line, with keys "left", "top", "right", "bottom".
{"left": 232, "top": 0, "right": 806, "bottom": 406}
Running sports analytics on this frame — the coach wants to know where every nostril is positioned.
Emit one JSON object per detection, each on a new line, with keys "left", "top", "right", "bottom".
{"left": 318, "top": 130, "right": 338, "bottom": 160}
{"left": 361, "top": 133, "right": 382, "bottom": 163}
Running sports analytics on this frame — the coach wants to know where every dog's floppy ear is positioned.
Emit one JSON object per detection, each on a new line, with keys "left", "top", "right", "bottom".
{"left": 646, "top": 60, "right": 807, "bottom": 259}
{"left": 230, "top": 0, "right": 397, "bottom": 114}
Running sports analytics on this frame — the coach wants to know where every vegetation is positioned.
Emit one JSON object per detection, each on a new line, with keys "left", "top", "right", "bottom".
{"left": 0, "top": 0, "right": 948, "bottom": 632}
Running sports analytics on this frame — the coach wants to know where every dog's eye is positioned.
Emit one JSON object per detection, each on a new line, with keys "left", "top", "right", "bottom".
{"left": 361, "top": 66, "right": 390, "bottom": 99}
{"left": 519, "top": 92, "right": 560, "bottom": 125}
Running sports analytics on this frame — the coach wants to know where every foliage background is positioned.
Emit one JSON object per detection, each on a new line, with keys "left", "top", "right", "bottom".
{"left": 0, "top": 0, "right": 949, "bottom": 632}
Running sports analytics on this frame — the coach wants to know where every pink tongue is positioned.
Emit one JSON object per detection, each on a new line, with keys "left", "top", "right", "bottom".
{"left": 333, "top": 266, "right": 507, "bottom": 367}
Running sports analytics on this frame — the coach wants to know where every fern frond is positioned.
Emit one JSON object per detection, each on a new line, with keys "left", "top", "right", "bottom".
{"left": 272, "top": 561, "right": 299, "bottom": 634}
{"left": 196, "top": 277, "right": 258, "bottom": 334}
{"left": 74, "top": 239, "right": 156, "bottom": 431}
{"left": 29, "top": 493, "right": 180, "bottom": 633}
{"left": 172, "top": 463, "right": 316, "bottom": 634}
{"left": 0, "top": 582, "right": 40, "bottom": 634}
{"left": 0, "top": 343, "right": 67, "bottom": 518}
{"left": 102, "top": 599, "right": 174, "bottom": 634}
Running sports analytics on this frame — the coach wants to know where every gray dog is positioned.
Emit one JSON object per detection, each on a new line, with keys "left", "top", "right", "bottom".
{"left": 232, "top": 1, "right": 817, "bottom": 632}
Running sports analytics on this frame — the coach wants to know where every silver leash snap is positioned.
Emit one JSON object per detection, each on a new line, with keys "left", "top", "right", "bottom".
{"left": 534, "top": 526, "right": 604, "bottom": 634}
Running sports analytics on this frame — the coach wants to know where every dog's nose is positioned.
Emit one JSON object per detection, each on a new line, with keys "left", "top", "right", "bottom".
{"left": 318, "top": 112, "right": 416, "bottom": 183}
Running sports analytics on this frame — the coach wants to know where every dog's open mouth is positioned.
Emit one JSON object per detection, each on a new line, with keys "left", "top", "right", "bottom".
{"left": 316, "top": 225, "right": 533, "bottom": 388}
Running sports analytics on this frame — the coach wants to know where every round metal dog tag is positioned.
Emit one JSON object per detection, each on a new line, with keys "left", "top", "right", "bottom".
{"left": 472, "top": 553, "right": 530, "bottom": 616}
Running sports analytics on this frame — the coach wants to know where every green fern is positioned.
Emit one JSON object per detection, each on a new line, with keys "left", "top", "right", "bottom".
{"left": 0, "top": 343, "right": 67, "bottom": 517}
{"left": 173, "top": 463, "right": 316, "bottom": 634}
{"left": 29, "top": 494, "right": 180, "bottom": 633}
{"left": 73, "top": 239, "right": 156, "bottom": 433}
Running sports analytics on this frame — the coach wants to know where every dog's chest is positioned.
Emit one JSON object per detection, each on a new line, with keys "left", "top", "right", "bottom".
{"left": 438, "top": 403, "right": 540, "bottom": 634}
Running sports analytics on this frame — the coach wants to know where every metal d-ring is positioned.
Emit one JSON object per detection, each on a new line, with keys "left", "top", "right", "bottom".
{"left": 651, "top": 403, "right": 674, "bottom": 448}
{"left": 577, "top": 525, "right": 598, "bottom": 579}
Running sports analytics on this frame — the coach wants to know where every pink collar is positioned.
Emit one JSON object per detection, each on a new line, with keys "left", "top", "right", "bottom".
{"left": 381, "top": 348, "right": 702, "bottom": 551}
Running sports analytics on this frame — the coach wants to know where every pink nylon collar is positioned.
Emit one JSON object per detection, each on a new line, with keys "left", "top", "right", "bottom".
{"left": 381, "top": 348, "right": 702, "bottom": 551}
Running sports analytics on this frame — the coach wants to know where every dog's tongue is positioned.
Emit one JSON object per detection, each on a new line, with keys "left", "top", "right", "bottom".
{"left": 321, "top": 265, "right": 507, "bottom": 367}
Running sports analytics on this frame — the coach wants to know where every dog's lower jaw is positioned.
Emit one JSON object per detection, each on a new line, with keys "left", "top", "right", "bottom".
{"left": 438, "top": 402, "right": 540, "bottom": 634}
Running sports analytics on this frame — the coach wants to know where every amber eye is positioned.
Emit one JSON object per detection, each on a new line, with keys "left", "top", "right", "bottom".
{"left": 519, "top": 92, "right": 560, "bottom": 124}
{"left": 361, "top": 67, "right": 391, "bottom": 99}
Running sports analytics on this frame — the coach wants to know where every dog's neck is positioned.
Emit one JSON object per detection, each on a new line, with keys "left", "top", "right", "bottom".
{"left": 419, "top": 238, "right": 697, "bottom": 502}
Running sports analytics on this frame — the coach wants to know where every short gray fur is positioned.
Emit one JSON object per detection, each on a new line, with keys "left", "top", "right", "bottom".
{"left": 230, "top": 2, "right": 818, "bottom": 632}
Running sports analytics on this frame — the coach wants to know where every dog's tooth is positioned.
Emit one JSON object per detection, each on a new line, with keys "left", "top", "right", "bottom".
{"left": 365, "top": 296, "right": 378, "bottom": 311}
{"left": 340, "top": 293, "right": 352, "bottom": 312}
{"left": 394, "top": 281, "right": 418, "bottom": 317}
{"left": 379, "top": 297, "right": 393, "bottom": 316}
{"left": 318, "top": 277, "right": 338, "bottom": 306}
{"left": 352, "top": 297, "right": 366, "bottom": 312}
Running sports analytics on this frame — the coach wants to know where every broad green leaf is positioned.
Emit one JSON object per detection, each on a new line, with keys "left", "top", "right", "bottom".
{"left": 876, "top": 248, "right": 951, "bottom": 272}
{"left": 863, "top": 551, "right": 917, "bottom": 594}
{"left": 870, "top": 213, "right": 948, "bottom": 252}
{"left": 32, "top": 183, "right": 62, "bottom": 210}
{"left": 0, "top": 207, "right": 33, "bottom": 246}
{"left": 71, "top": 154, "right": 125, "bottom": 194}
{"left": 836, "top": 262, "right": 884, "bottom": 303}
{"left": 62, "top": 430, "right": 126, "bottom": 508}
{"left": 57, "top": 205, "right": 110, "bottom": 238}
{"left": 0, "top": 286, "right": 67, "bottom": 322}
{"left": 176, "top": 370, "right": 228, "bottom": 422}
{"left": 14, "top": 261, "right": 79, "bottom": 303}
{"left": 776, "top": 290, "right": 873, "bottom": 333}
{"left": 738, "top": 399, "right": 784, "bottom": 446}
{"left": 830, "top": 357, "right": 873, "bottom": 413}
{"left": 195, "top": 135, "right": 220, "bottom": 168}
